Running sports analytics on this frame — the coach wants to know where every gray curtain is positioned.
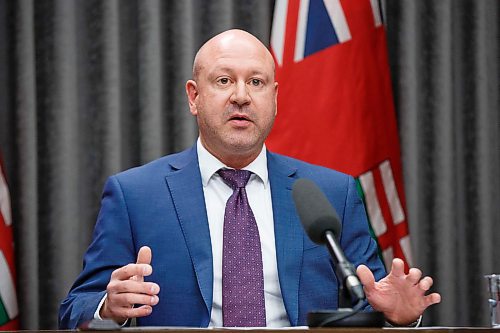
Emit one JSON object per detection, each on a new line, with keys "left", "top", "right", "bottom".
{"left": 384, "top": 0, "right": 500, "bottom": 326}
{"left": 0, "top": 0, "right": 498, "bottom": 329}
{"left": 0, "top": 0, "right": 274, "bottom": 329}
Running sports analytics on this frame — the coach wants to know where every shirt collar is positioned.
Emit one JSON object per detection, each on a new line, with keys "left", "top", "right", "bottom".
{"left": 197, "top": 138, "right": 269, "bottom": 188}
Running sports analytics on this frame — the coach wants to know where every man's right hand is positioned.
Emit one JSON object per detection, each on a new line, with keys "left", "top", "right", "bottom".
{"left": 100, "top": 246, "right": 160, "bottom": 324}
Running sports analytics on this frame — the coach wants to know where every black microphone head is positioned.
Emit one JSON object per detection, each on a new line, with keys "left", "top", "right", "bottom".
{"left": 292, "top": 178, "right": 341, "bottom": 244}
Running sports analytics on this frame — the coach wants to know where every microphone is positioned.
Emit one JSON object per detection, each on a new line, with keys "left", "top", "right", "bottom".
{"left": 292, "top": 178, "right": 365, "bottom": 302}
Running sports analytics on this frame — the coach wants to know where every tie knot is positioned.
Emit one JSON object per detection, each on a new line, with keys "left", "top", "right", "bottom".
{"left": 218, "top": 169, "right": 251, "bottom": 189}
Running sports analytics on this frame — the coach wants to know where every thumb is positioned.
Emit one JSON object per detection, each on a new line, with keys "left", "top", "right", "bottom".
{"left": 137, "top": 246, "right": 152, "bottom": 265}
{"left": 356, "top": 264, "right": 375, "bottom": 292}
{"left": 131, "top": 246, "right": 152, "bottom": 282}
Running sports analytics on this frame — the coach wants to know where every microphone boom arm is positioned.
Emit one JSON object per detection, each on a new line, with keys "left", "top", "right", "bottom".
{"left": 324, "top": 231, "right": 365, "bottom": 303}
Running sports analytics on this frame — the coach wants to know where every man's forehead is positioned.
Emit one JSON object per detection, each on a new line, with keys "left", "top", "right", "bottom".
{"left": 206, "top": 30, "right": 263, "bottom": 51}
{"left": 193, "top": 30, "right": 275, "bottom": 79}
{"left": 204, "top": 49, "right": 274, "bottom": 72}
{"left": 208, "top": 40, "right": 268, "bottom": 61}
{"left": 216, "top": 32, "right": 240, "bottom": 47}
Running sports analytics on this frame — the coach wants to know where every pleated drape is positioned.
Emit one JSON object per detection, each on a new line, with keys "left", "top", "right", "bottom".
{"left": 385, "top": 0, "right": 500, "bottom": 326}
{"left": 0, "top": 0, "right": 273, "bottom": 328}
{"left": 0, "top": 0, "right": 498, "bottom": 329}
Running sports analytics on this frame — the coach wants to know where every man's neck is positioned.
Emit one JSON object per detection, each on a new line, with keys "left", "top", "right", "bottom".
{"left": 200, "top": 140, "right": 263, "bottom": 169}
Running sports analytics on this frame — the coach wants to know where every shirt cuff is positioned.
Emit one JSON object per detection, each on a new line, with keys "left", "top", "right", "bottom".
{"left": 93, "top": 293, "right": 129, "bottom": 327}
{"left": 94, "top": 293, "right": 108, "bottom": 320}
{"left": 386, "top": 315, "right": 422, "bottom": 327}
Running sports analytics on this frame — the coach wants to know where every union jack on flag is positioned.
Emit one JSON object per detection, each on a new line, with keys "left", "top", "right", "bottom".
{"left": 267, "top": 0, "right": 412, "bottom": 269}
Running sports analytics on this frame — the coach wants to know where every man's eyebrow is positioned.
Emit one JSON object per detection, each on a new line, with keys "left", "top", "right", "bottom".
{"left": 209, "top": 67, "right": 270, "bottom": 79}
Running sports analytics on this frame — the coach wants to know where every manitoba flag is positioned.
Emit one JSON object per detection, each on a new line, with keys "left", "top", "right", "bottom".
{"left": 267, "top": 0, "right": 412, "bottom": 268}
{"left": 0, "top": 156, "right": 19, "bottom": 330}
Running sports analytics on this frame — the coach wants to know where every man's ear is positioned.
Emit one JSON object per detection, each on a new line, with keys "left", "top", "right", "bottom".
{"left": 274, "top": 81, "right": 279, "bottom": 116}
{"left": 185, "top": 80, "right": 198, "bottom": 116}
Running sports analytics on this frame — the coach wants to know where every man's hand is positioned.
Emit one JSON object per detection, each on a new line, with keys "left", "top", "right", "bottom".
{"left": 100, "top": 246, "right": 160, "bottom": 324}
{"left": 357, "top": 258, "right": 441, "bottom": 326}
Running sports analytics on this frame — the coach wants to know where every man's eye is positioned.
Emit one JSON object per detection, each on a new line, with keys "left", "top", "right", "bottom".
{"left": 250, "top": 79, "right": 263, "bottom": 86}
{"left": 218, "top": 78, "right": 230, "bottom": 85}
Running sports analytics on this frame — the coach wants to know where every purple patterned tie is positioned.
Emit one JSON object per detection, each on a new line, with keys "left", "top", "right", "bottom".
{"left": 218, "top": 169, "right": 266, "bottom": 327}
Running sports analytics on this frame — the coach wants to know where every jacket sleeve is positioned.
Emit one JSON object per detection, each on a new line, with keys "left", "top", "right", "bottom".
{"left": 339, "top": 175, "right": 387, "bottom": 309}
{"left": 58, "top": 176, "right": 137, "bottom": 329}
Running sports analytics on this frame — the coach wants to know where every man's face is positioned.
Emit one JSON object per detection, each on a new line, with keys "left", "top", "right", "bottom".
{"left": 186, "top": 33, "right": 278, "bottom": 166}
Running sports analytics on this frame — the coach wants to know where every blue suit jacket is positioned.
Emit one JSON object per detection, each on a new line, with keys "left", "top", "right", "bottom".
{"left": 59, "top": 146, "right": 385, "bottom": 328}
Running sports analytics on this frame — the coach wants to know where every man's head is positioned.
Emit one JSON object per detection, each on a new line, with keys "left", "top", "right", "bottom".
{"left": 186, "top": 29, "right": 278, "bottom": 169}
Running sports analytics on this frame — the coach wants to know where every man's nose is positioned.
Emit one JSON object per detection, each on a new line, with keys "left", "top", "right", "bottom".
{"left": 230, "top": 81, "right": 251, "bottom": 105}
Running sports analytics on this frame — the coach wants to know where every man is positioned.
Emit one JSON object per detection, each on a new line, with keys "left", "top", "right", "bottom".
{"left": 59, "top": 29, "right": 440, "bottom": 329}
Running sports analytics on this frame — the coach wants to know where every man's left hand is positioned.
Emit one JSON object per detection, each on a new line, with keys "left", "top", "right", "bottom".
{"left": 356, "top": 258, "right": 441, "bottom": 326}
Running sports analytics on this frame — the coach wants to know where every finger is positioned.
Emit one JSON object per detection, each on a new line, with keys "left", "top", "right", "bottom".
{"left": 406, "top": 267, "right": 423, "bottom": 285}
{"left": 356, "top": 264, "right": 375, "bottom": 292}
{"left": 424, "top": 292, "right": 441, "bottom": 306}
{"left": 389, "top": 258, "right": 405, "bottom": 278}
{"left": 112, "top": 263, "right": 153, "bottom": 281}
{"left": 418, "top": 276, "right": 434, "bottom": 291}
{"left": 129, "top": 305, "right": 154, "bottom": 318}
{"left": 107, "top": 280, "right": 160, "bottom": 296}
{"left": 133, "top": 246, "right": 153, "bottom": 282}
{"left": 109, "top": 292, "right": 160, "bottom": 308}
{"left": 137, "top": 246, "right": 152, "bottom": 265}
{"left": 109, "top": 304, "right": 154, "bottom": 320}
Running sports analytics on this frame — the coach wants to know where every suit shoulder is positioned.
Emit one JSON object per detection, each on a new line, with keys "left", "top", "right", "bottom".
{"left": 112, "top": 146, "right": 196, "bottom": 182}
{"left": 269, "top": 151, "right": 352, "bottom": 182}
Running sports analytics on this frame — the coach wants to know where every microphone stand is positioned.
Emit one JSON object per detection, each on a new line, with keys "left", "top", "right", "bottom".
{"left": 307, "top": 232, "right": 385, "bottom": 327}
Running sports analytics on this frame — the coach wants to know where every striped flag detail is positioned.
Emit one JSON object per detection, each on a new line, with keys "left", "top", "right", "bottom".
{"left": 369, "top": 0, "right": 382, "bottom": 27}
{"left": 0, "top": 251, "right": 18, "bottom": 323}
{"left": 358, "top": 160, "right": 412, "bottom": 267}
{"left": 0, "top": 160, "right": 18, "bottom": 330}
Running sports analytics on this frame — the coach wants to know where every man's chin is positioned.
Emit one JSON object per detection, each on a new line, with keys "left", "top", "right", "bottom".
{"left": 217, "top": 139, "right": 263, "bottom": 156}
{"left": 224, "top": 138, "right": 262, "bottom": 153}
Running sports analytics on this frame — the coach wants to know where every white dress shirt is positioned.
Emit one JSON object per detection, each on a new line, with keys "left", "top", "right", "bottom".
{"left": 197, "top": 139, "right": 290, "bottom": 327}
{"left": 95, "top": 140, "right": 290, "bottom": 327}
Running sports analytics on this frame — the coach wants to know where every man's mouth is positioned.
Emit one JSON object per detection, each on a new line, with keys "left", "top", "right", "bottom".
{"left": 229, "top": 114, "right": 251, "bottom": 122}
{"left": 227, "top": 114, "right": 253, "bottom": 128}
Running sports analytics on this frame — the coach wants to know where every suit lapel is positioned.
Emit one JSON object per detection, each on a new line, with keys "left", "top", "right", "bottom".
{"left": 267, "top": 152, "right": 302, "bottom": 326}
{"left": 165, "top": 147, "right": 213, "bottom": 316}
{"left": 164, "top": 148, "right": 304, "bottom": 324}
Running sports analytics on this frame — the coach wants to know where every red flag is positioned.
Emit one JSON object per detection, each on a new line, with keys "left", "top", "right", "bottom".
{"left": 267, "top": 0, "right": 412, "bottom": 269}
{"left": 0, "top": 155, "right": 19, "bottom": 330}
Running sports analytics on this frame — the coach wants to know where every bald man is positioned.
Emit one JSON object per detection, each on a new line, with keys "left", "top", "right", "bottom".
{"left": 59, "top": 30, "right": 440, "bottom": 329}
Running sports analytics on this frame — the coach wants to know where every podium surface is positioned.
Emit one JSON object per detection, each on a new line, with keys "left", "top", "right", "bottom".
{"left": 16, "top": 328, "right": 498, "bottom": 333}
